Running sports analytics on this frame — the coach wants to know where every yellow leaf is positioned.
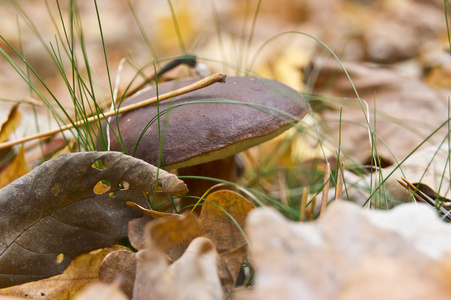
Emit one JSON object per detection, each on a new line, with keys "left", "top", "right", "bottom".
{"left": 0, "top": 104, "right": 21, "bottom": 143}
{"left": 0, "top": 147, "right": 29, "bottom": 189}
{"left": 0, "top": 246, "right": 128, "bottom": 300}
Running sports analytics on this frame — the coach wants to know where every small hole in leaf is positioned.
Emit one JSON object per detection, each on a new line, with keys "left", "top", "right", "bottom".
{"left": 56, "top": 253, "right": 64, "bottom": 264}
{"left": 91, "top": 159, "right": 106, "bottom": 170}
{"left": 119, "top": 181, "right": 129, "bottom": 190}
{"left": 94, "top": 180, "right": 111, "bottom": 194}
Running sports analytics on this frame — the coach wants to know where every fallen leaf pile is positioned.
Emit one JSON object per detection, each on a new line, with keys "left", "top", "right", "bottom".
{"left": 233, "top": 201, "right": 451, "bottom": 300}
{"left": 101, "top": 190, "right": 254, "bottom": 299}
{"left": 1, "top": 150, "right": 451, "bottom": 299}
{"left": 0, "top": 156, "right": 255, "bottom": 299}
{"left": 305, "top": 58, "right": 450, "bottom": 165}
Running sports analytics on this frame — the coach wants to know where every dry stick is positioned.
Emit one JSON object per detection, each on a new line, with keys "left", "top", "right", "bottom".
{"left": 278, "top": 172, "right": 288, "bottom": 206}
{"left": 334, "top": 162, "right": 345, "bottom": 201}
{"left": 398, "top": 177, "right": 450, "bottom": 215}
{"left": 0, "top": 73, "right": 227, "bottom": 150}
{"left": 307, "top": 195, "right": 316, "bottom": 220}
{"left": 300, "top": 187, "right": 308, "bottom": 222}
{"left": 319, "top": 162, "right": 331, "bottom": 216}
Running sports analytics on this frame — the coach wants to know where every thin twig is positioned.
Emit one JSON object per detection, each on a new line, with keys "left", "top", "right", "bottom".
{"left": 300, "top": 187, "right": 308, "bottom": 222}
{"left": 334, "top": 162, "right": 345, "bottom": 201}
{"left": 397, "top": 177, "right": 450, "bottom": 216}
{"left": 278, "top": 172, "right": 288, "bottom": 206}
{"left": 0, "top": 73, "right": 227, "bottom": 150}
{"left": 307, "top": 195, "right": 316, "bottom": 220}
{"left": 319, "top": 162, "right": 331, "bottom": 216}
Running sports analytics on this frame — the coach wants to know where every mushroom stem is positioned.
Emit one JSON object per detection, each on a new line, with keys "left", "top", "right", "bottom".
{"left": 177, "top": 155, "right": 237, "bottom": 213}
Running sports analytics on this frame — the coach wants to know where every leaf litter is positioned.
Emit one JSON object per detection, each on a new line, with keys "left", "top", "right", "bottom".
{"left": 0, "top": 245, "right": 129, "bottom": 300}
{"left": 99, "top": 190, "right": 254, "bottom": 299}
{"left": 1, "top": 0, "right": 451, "bottom": 299}
{"left": 233, "top": 202, "right": 451, "bottom": 300}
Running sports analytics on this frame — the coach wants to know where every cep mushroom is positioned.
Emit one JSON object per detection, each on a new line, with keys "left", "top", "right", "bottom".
{"left": 103, "top": 76, "right": 308, "bottom": 211}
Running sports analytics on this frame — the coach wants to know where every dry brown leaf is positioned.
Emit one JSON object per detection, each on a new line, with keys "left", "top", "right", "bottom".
{"left": 146, "top": 212, "right": 202, "bottom": 262}
{"left": 307, "top": 58, "right": 449, "bottom": 165}
{"left": 340, "top": 0, "right": 445, "bottom": 63}
{"left": 0, "top": 151, "right": 187, "bottom": 288}
{"left": 233, "top": 202, "right": 451, "bottom": 300}
{"left": 127, "top": 202, "right": 181, "bottom": 251}
{"left": 97, "top": 190, "right": 254, "bottom": 298}
{"left": 98, "top": 250, "right": 136, "bottom": 299}
{"left": 200, "top": 190, "right": 254, "bottom": 252}
{"left": 127, "top": 189, "right": 253, "bottom": 261}
{"left": 147, "top": 190, "right": 253, "bottom": 296}
{"left": 0, "top": 246, "right": 127, "bottom": 299}
{"left": 216, "top": 244, "right": 248, "bottom": 295}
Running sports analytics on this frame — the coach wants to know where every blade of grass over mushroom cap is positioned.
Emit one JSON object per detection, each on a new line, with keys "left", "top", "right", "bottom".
{"left": 103, "top": 76, "right": 308, "bottom": 211}
{"left": 0, "top": 74, "right": 226, "bottom": 150}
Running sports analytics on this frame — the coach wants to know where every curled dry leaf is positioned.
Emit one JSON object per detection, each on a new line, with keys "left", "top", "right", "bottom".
{"left": 234, "top": 202, "right": 451, "bottom": 300}
{"left": 127, "top": 202, "right": 181, "bottom": 251}
{"left": 0, "top": 151, "right": 187, "bottom": 288}
{"left": 386, "top": 144, "right": 451, "bottom": 201}
{"left": 98, "top": 250, "right": 136, "bottom": 299}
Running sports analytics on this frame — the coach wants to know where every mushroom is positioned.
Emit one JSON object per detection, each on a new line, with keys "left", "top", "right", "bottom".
{"left": 103, "top": 76, "right": 308, "bottom": 211}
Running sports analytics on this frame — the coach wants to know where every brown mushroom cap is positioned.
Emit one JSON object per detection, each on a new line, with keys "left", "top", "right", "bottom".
{"left": 105, "top": 76, "right": 308, "bottom": 169}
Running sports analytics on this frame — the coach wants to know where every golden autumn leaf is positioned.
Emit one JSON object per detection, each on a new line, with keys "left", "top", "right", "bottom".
{"left": 0, "top": 104, "right": 21, "bottom": 144}
{"left": 0, "top": 147, "right": 29, "bottom": 189}
{"left": 0, "top": 246, "right": 128, "bottom": 300}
